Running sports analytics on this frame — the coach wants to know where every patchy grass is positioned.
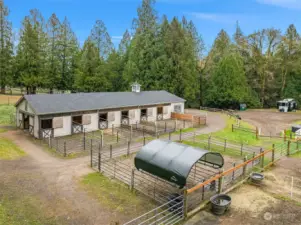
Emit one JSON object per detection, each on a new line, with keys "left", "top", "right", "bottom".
{"left": 173, "top": 127, "right": 196, "bottom": 134}
{"left": 0, "top": 104, "right": 15, "bottom": 125}
{"left": 0, "top": 128, "right": 7, "bottom": 133}
{"left": 0, "top": 137, "right": 26, "bottom": 160}
{"left": 0, "top": 94, "right": 21, "bottom": 105}
{"left": 80, "top": 173, "right": 156, "bottom": 216}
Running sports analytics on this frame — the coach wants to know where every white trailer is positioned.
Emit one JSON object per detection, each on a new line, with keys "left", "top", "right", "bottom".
{"left": 277, "top": 99, "right": 297, "bottom": 112}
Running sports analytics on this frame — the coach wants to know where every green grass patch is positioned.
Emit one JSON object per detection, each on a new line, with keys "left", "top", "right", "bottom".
{"left": 80, "top": 173, "right": 156, "bottom": 216}
{"left": 173, "top": 127, "right": 196, "bottom": 135}
{"left": 0, "top": 104, "right": 15, "bottom": 125}
{"left": 0, "top": 128, "right": 7, "bottom": 133}
{"left": 0, "top": 137, "right": 26, "bottom": 160}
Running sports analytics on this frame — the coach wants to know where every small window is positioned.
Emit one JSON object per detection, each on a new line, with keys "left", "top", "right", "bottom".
{"left": 72, "top": 115, "right": 82, "bottom": 124}
{"left": 174, "top": 105, "right": 182, "bottom": 113}
{"left": 41, "top": 119, "right": 53, "bottom": 129}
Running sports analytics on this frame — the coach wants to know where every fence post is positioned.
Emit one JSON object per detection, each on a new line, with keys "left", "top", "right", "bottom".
{"left": 165, "top": 122, "right": 167, "bottom": 133}
{"left": 130, "top": 169, "right": 135, "bottom": 191}
{"left": 232, "top": 124, "right": 234, "bottom": 132}
{"left": 110, "top": 145, "right": 112, "bottom": 159}
{"left": 98, "top": 142, "right": 101, "bottom": 172}
{"left": 252, "top": 152, "right": 256, "bottom": 167}
{"left": 243, "top": 156, "right": 247, "bottom": 177}
{"left": 127, "top": 141, "right": 130, "bottom": 156}
{"left": 143, "top": 137, "right": 146, "bottom": 146}
{"left": 224, "top": 139, "right": 227, "bottom": 152}
{"left": 260, "top": 148, "right": 264, "bottom": 169}
{"left": 284, "top": 129, "right": 287, "bottom": 142}
{"left": 240, "top": 143, "right": 243, "bottom": 156}
{"left": 117, "top": 131, "right": 119, "bottom": 143}
{"left": 180, "top": 129, "right": 182, "bottom": 142}
{"left": 256, "top": 127, "right": 259, "bottom": 140}
{"left": 287, "top": 140, "right": 291, "bottom": 156}
{"left": 114, "top": 160, "right": 116, "bottom": 178}
{"left": 130, "top": 125, "right": 133, "bottom": 141}
{"left": 83, "top": 129, "right": 86, "bottom": 150}
{"left": 272, "top": 144, "right": 275, "bottom": 164}
{"left": 64, "top": 141, "right": 66, "bottom": 157}
{"left": 218, "top": 169, "right": 224, "bottom": 194}
{"left": 208, "top": 135, "right": 211, "bottom": 150}
{"left": 183, "top": 188, "right": 188, "bottom": 218}
{"left": 90, "top": 139, "right": 93, "bottom": 167}
{"left": 112, "top": 124, "right": 114, "bottom": 135}
{"left": 232, "top": 163, "right": 236, "bottom": 181}
{"left": 143, "top": 126, "right": 145, "bottom": 137}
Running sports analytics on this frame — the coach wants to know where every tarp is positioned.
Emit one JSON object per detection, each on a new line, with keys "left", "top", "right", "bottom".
{"left": 134, "top": 140, "right": 224, "bottom": 188}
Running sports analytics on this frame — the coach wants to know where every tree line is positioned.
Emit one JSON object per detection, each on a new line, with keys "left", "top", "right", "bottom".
{"left": 0, "top": 0, "right": 300, "bottom": 108}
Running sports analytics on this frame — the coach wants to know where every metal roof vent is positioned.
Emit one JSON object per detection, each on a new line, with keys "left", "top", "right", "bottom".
{"left": 131, "top": 82, "right": 141, "bottom": 93}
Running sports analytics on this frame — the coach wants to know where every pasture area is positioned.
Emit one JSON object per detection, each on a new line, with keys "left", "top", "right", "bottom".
{"left": 0, "top": 94, "right": 21, "bottom": 105}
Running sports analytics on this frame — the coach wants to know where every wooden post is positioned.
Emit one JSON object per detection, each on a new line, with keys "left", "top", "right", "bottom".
{"left": 130, "top": 125, "right": 133, "bottom": 141}
{"left": 98, "top": 143, "right": 101, "bottom": 172}
{"left": 117, "top": 131, "right": 119, "bottom": 143}
{"left": 113, "top": 160, "right": 116, "bottom": 178}
{"left": 240, "top": 143, "right": 243, "bottom": 156}
{"left": 143, "top": 137, "right": 146, "bottom": 146}
{"left": 287, "top": 140, "right": 291, "bottom": 156}
{"left": 232, "top": 163, "right": 236, "bottom": 181}
{"left": 183, "top": 188, "right": 188, "bottom": 218}
{"left": 256, "top": 127, "right": 259, "bottom": 140}
{"left": 130, "top": 169, "right": 135, "bottom": 191}
{"left": 112, "top": 124, "right": 114, "bottom": 135}
{"left": 224, "top": 139, "right": 227, "bottom": 152}
{"left": 208, "top": 135, "right": 211, "bottom": 150}
{"left": 127, "top": 141, "right": 130, "bottom": 156}
{"left": 110, "top": 145, "right": 112, "bottom": 159}
{"left": 272, "top": 144, "right": 275, "bottom": 164}
{"left": 284, "top": 129, "right": 287, "bottom": 142}
{"left": 180, "top": 129, "right": 182, "bottom": 142}
{"left": 243, "top": 156, "right": 247, "bottom": 177}
{"left": 218, "top": 168, "right": 224, "bottom": 194}
{"left": 90, "top": 139, "right": 93, "bottom": 167}
{"left": 143, "top": 126, "right": 145, "bottom": 137}
{"left": 164, "top": 122, "right": 167, "bottom": 133}
{"left": 64, "top": 141, "right": 66, "bottom": 157}
{"left": 260, "top": 148, "right": 264, "bottom": 169}
{"left": 83, "top": 129, "right": 86, "bottom": 150}
{"left": 252, "top": 152, "right": 256, "bottom": 166}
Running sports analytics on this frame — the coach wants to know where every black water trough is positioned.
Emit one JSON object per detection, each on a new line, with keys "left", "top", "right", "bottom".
{"left": 210, "top": 194, "right": 231, "bottom": 215}
{"left": 250, "top": 172, "right": 264, "bottom": 185}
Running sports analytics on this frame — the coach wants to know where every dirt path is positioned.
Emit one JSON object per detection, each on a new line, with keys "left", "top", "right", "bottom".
{"left": 0, "top": 130, "right": 128, "bottom": 225}
{"left": 238, "top": 110, "right": 301, "bottom": 136}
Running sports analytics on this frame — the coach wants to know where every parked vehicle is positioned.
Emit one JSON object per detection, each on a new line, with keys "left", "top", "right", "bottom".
{"left": 277, "top": 99, "right": 297, "bottom": 112}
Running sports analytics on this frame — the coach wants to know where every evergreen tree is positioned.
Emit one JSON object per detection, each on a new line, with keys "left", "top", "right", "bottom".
{"left": 16, "top": 9, "right": 48, "bottom": 94}
{"left": 58, "top": 17, "right": 79, "bottom": 91}
{"left": 0, "top": 0, "right": 13, "bottom": 94}
{"left": 90, "top": 20, "right": 113, "bottom": 59}
{"left": 46, "top": 13, "right": 61, "bottom": 93}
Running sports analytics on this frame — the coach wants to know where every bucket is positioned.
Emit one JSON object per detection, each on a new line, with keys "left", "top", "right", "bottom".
{"left": 250, "top": 172, "right": 264, "bottom": 185}
{"left": 210, "top": 194, "right": 231, "bottom": 215}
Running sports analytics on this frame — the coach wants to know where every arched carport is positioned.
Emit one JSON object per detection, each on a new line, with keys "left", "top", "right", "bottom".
{"left": 135, "top": 140, "right": 224, "bottom": 188}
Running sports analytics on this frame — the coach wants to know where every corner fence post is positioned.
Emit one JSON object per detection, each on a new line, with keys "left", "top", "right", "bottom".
{"left": 272, "top": 144, "right": 275, "bottom": 164}
{"left": 64, "top": 141, "right": 66, "bottom": 157}
{"left": 287, "top": 140, "right": 291, "bottom": 156}
{"left": 218, "top": 168, "right": 224, "bottom": 194}
{"left": 90, "top": 139, "right": 93, "bottom": 167}
{"left": 243, "top": 156, "right": 247, "bottom": 177}
{"left": 183, "top": 188, "right": 188, "bottom": 218}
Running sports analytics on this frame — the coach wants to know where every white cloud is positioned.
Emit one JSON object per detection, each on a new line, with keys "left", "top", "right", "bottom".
{"left": 188, "top": 12, "right": 243, "bottom": 24}
{"left": 256, "top": 0, "right": 301, "bottom": 9}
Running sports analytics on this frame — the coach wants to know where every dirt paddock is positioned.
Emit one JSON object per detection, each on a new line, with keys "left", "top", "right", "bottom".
{"left": 238, "top": 110, "right": 301, "bottom": 136}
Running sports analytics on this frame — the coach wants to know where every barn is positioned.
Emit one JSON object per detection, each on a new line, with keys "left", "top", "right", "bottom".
{"left": 15, "top": 83, "right": 185, "bottom": 139}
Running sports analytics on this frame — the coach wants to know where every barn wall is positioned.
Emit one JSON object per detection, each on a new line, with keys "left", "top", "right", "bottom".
{"left": 108, "top": 111, "right": 121, "bottom": 128}
{"left": 129, "top": 109, "right": 141, "bottom": 124}
{"left": 163, "top": 105, "right": 172, "bottom": 120}
{"left": 147, "top": 107, "right": 157, "bottom": 122}
{"left": 53, "top": 116, "right": 72, "bottom": 137}
{"left": 34, "top": 116, "right": 39, "bottom": 138}
{"left": 171, "top": 102, "right": 185, "bottom": 114}
{"left": 82, "top": 112, "right": 99, "bottom": 131}
{"left": 18, "top": 99, "right": 35, "bottom": 114}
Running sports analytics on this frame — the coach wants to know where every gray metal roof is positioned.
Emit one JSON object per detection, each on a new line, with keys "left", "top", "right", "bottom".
{"left": 18, "top": 91, "right": 185, "bottom": 115}
{"left": 134, "top": 140, "right": 224, "bottom": 188}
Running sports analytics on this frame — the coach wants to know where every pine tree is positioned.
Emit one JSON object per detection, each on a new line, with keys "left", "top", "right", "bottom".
{"left": 16, "top": 9, "right": 48, "bottom": 94}
{"left": 58, "top": 17, "right": 79, "bottom": 91}
{"left": 0, "top": 0, "right": 13, "bottom": 94}
{"left": 46, "top": 13, "right": 61, "bottom": 93}
{"left": 90, "top": 20, "right": 113, "bottom": 59}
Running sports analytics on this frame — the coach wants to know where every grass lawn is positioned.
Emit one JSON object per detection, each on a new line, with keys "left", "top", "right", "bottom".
{"left": 0, "top": 104, "right": 15, "bottom": 125}
{"left": 80, "top": 173, "right": 156, "bottom": 217}
{"left": 0, "top": 137, "right": 26, "bottom": 160}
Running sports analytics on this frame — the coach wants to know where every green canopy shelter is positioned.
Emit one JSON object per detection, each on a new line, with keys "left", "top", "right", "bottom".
{"left": 135, "top": 140, "right": 224, "bottom": 188}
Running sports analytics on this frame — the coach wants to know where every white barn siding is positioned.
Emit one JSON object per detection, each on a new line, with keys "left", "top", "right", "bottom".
{"left": 34, "top": 116, "right": 39, "bottom": 138}
{"left": 129, "top": 109, "right": 140, "bottom": 124}
{"left": 171, "top": 102, "right": 185, "bottom": 114}
{"left": 147, "top": 107, "right": 157, "bottom": 122}
{"left": 108, "top": 111, "right": 121, "bottom": 128}
{"left": 53, "top": 116, "right": 72, "bottom": 137}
